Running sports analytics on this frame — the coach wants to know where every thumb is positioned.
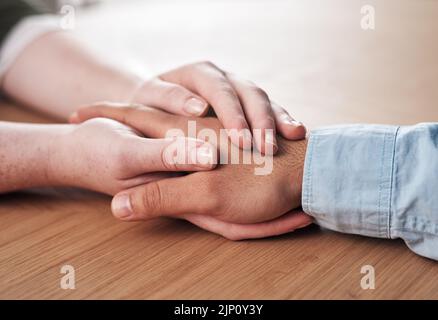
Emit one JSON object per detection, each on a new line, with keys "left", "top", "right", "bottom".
{"left": 125, "top": 136, "right": 217, "bottom": 175}
{"left": 133, "top": 78, "right": 209, "bottom": 116}
{"left": 110, "top": 174, "right": 202, "bottom": 221}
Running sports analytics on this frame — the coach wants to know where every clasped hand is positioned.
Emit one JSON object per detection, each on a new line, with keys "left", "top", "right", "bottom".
{"left": 59, "top": 62, "right": 313, "bottom": 240}
{"left": 62, "top": 103, "right": 312, "bottom": 240}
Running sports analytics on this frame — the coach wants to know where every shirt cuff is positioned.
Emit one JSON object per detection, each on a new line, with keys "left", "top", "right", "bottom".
{"left": 302, "top": 124, "right": 399, "bottom": 239}
{"left": 0, "top": 14, "right": 61, "bottom": 83}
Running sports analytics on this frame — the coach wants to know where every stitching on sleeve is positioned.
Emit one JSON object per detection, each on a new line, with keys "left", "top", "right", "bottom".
{"left": 387, "top": 126, "right": 400, "bottom": 239}
{"left": 377, "top": 132, "right": 386, "bottom": 238}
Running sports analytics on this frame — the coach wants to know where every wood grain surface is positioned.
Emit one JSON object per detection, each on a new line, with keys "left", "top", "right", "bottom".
{"left": 0, "top": 0, "right": 437, "bottom": 299}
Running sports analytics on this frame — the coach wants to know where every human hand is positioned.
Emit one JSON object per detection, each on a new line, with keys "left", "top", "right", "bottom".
{"left": 112, "top": 136, "right": 307, "bottom": 223}
{"left": 70, "top": 61, "right": 306, "bottom": 154}
{"left": 163, "top": 136, "right": 312, "bottom": 240}
{"left": 48, "top": 117, "right": 216, "bottom": 195}
{"left": 71, "top": 103, "right": 313, "bottom": 239}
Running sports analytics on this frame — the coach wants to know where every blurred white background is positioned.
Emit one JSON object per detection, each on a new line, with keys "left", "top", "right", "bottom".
{"left": 32, "top": 0, "right": 438, "bottom": 126}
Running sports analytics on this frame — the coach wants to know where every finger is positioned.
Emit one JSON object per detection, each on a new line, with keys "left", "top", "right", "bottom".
{"left": 271, "top": 102, "right": 307, "bottom": 140}
{"left": 183, "top": 210, "right": 313, "bottom": 240}
{"left": 125, "top": 172, "right": 179, "bottom": 185}
{"left": 69, "top": 102, "right": 189, "bottom": 138}
{"left": 132, "top": 78, "right": 210, "bottom": 116}
{"left": 226, "top": 74, "right": 278, "bottom": 155}
{"left": 110, "top": 174, "right": 204, "bottom": 221}
{"left": 160, "top": 62, "right": 252, "bottom": 149}
{"left": 69, "top": 102, "right": 137, "bottom": 124}
{"left": 119, "top": 172, "right": 181, "bottom": 193}
{"left": 124, "top": 136, "right": 217, "bottom": 176}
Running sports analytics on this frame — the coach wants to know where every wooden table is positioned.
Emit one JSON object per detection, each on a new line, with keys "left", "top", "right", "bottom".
{"left": 0, "top": 0, "right": 437, "bottom": 299}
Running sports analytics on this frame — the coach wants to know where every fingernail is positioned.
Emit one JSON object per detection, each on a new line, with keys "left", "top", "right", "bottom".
{"left": 184, "top": 98, "right": 207, "bottom": 116}
{"left": 112, "top": 194, "right": 133, "bottom": 219}
{"left": 281, "top": 114, "right": 302, "bottom": 126}
{"left": 190, "top": 143, "right": 216, "bottom": 167}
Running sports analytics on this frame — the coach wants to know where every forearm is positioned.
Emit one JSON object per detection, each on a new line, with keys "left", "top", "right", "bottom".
{"left": 1, "top": 31, "right": 142, "bottom": 120}
{"left": 0, "top": 121, "right": 70, "bottom": 193}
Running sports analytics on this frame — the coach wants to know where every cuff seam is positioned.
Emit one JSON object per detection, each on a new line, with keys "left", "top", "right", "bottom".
{"left": 302, "top": 134, "right": 316, "bottom": 215}
{"left": 387, "top": 126, "right": 400, "bottom": 239}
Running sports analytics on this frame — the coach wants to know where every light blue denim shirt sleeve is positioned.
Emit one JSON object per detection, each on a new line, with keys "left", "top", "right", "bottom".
{"left": 302, "top": 123, "right": 438, "bottom": 261}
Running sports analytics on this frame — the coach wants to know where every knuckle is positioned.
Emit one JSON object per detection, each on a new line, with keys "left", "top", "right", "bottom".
{"left": 161, "top": 156, "right": 179, "bottom": 171}
{"left": 218, "top": 81, "right": 236, "bottom": 95}
{"left": 161, "top": 143, "right": 181, "bottom": 171}
{"left": 211, "top": 82, "right": 238, "bottom": 103}
{"left": 111, "top": 145, "right": 130, "bottom": 175}
{"left": 227, "top": 116, "right": 248, "bottom": 131}
{"left": 255, "top": 116, "right": 276, "bottom": 129}
{"left": 164, "top": 85, "right": 188, "bottom": 102}
{"left": 194, "top": 60, "right": 226, "bottom": 77}
{"left": 140, "top": 182, "right": 163, "bottom": 213}
{"left": 196, "top": 60, "right": 217, "bottom": 69}
{"left": 275, "top": 109, "right": 289, "bottom": 120}
{"left": 252, "top": 86, "right": 269, "bottom": 100}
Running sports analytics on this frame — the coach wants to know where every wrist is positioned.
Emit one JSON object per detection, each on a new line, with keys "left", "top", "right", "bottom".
{"left": 295, "top": 139, "right": 307, "bottom": 197}
{"left": 278, "top": 137, "right": 307, "bottom": 205}
{"left": 104, "top": 69, "right": 143, "bottom": 104}
{"left": 46, "top": 124, "right": 76, "bottom": 187}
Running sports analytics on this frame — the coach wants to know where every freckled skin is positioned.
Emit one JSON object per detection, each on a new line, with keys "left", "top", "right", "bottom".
{"left": 0, "top": 118, "right": 212, "bottom": 195}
